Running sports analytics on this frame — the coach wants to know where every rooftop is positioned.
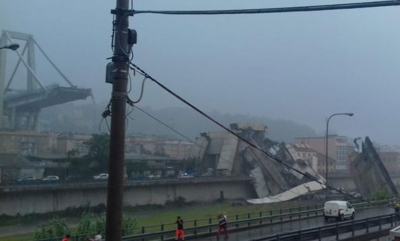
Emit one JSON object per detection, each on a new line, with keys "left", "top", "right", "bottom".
{"left": 286, "top": 144, "right": 316, "bottom": 152}
{"left": 0, "top": 154, "right": 38, "bottom": 167}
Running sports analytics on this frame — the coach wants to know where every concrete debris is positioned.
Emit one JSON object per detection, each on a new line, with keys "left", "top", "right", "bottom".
{"left": 194, "top": 124, "right": 397, "bottom": 203}
{"left": 351, "top": 136, "right": 398, "bottom": 197}
{"left": 194, "top": 122, "right": 326, "bottom": 203}
{"left": 217, "top": 135, "right": 239, "bottom": 175}
{"left": 249, "top": 166, "right": 270, "bottom": 198}
{"left": 188, "top": 136, "right": 209, "bottom": 160}
{"left": 247, "top": 181, "right": 326, "bottom": 204}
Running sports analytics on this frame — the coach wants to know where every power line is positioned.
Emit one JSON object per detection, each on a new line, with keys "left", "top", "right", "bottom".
{"left": 134, "top": 105, "right": 197, "bottom": 145}
{"left": 133, "top": 0, "right": 400, "bottom": 15}
{"left": 129, "top": 62, "right": 359, "bottom": 200}
{"left": 130, "top": 104, "right": 242, "bottom": 172}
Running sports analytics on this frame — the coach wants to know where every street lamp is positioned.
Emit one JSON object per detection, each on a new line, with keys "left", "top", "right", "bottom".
{"left": 0, "top": 43, "right": 20, "bottom": 51}
{"left": 325, "top": 112, "right": 354, "bottom": 200}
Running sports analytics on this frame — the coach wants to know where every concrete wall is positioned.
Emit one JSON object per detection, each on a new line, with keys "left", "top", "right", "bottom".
{"left": 0, "top": 179, "right": 254, "bottom": 216}
{"left": 330, "top": 176, "right": 357, "bottom": 190}
{"left": 330, "top": 175, "right": 400, "bottom": 191}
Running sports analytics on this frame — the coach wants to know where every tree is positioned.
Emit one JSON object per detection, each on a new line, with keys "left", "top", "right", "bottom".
{"left": 66, "top": 148, "right": 79, "bottom": 159}
{"left": 84, "top": 134, "right": 110, "bottom": 172}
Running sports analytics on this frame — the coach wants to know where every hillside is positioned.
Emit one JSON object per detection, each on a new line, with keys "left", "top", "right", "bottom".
{"left": 41, "top": 103, "right": 317, "bottom": 143}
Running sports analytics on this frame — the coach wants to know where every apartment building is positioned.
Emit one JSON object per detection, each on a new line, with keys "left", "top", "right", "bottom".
{"left": 56, "top": 133, "right": 91, "bottom": 156}
{"left": 125, "top": 135, "right": 194, "bottom": 160}
{"left": 295, "top": 135, "right": 352, "bottom": 173}
{"left": 0, "top": 131, "right": 57, "bottom": 155}
{"left": 378, "top": 151, "right": 400, "bottom": 174}
{"left": 286, "top": 143, "right": 335, "bottom": 175}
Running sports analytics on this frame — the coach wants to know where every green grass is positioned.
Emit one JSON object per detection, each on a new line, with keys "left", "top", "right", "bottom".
{"left": 0, "top": 233, "right": 32, "bottom": 241}
{"left": 0, "top": 200, "right": 322, "bottom": 241}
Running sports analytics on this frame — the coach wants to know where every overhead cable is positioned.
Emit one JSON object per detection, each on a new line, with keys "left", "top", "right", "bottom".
{"left": 129, "top": 105, "right": 240, "bottom": 172}
{"left": 129, "top": 62, "right": 358, "bottom": 200}
{"left": 132, "top": 0, "right": 400, "bottom": 15}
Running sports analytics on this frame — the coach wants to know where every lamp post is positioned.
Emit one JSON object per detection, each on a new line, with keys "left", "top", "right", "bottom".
{"left": 325, "top": 112, "right": 354, "bottom": 200}
{"left": 0, "top": 43, "right": 19, "bottom": 51}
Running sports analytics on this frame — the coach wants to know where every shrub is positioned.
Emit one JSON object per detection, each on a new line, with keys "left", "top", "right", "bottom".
{"left": 33, "top": 216, "right": 69, "bottom": 240}
{"left": 33, "top": 212, "right": 137, "bottom": 240}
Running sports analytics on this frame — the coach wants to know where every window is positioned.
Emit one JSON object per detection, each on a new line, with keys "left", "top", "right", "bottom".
{"left": 346, "top": 202, "right": 352, "bottom": 209}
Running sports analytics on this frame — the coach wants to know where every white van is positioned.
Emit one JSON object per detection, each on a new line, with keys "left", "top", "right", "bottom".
{"left": 324, "top": 200, "right": 355, "bottom": 221}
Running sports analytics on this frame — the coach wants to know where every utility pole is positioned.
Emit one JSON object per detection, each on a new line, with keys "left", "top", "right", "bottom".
{"left": 106, "top": 0, "right": 130, "bottom": 240}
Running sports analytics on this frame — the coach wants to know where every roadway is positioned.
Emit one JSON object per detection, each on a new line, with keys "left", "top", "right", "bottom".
{"left": 0, "top": 176, "right": 252, "bottom": 192}
{"left": 191, "top": 205, "right": 394, "bottom": 241}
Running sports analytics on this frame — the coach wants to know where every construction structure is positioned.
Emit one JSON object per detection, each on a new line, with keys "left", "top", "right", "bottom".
{"left": 0, "top": 30, "right": 92, "bottom": 131}
{"left": 192, "top": 124, "right": 398, "bottom": 203}
{"left": 194, "top": 122, "right": 326, "bottom": 203}
{"left": 350, "top": 136, "right": 398, "bottom": 198}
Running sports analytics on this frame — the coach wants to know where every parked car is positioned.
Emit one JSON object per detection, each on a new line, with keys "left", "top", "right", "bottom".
{"left": 324, "top": 200, "right": 355, "bottom": 221}
{"left": 43, "top": 176, "right": 60, "bottom": 182}
{"left": 17, "top": 176, "right": 37, "bottom": 183}
{"left": 93, "top": 173, "right": 109, "bottom": 180}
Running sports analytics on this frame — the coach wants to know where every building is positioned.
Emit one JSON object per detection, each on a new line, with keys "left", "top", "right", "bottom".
{"left": 0, "top": 131, "right": 93, "bottom": 157}
{"left": 378, "top": 151, "right": 400, "bottom": 175}
{"left": 286, "top": 143, "right": 336, "bottom": 175}
{"left": 0, "top": 153, "right": 45, "bottom": 182}
{"left": 0, "top": 131, "right": 57, "bottom": 155}
{"left": 125, "top": 135, "right": 157, "bottom": 154}
{"left": 125, "top": 135, "right": 194, "bottom": 160}
{"left": 295, "top": 135, "right": 352, "bottom": 173}
{"left": 155, "top": 140, "right": 193, "bottom": 160}
{"left": 56, "top": 133, "right": 91, "bottom": 156}
{"left": 286, "top": 144, "right": 318, "bottom": 170}
{"left": 315, "top": 152, "right": 336, "bottom": 175}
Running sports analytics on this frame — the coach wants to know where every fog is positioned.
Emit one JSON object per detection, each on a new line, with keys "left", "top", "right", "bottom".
{"left": 1, "top": 0, "right": 400, "bottom": 145}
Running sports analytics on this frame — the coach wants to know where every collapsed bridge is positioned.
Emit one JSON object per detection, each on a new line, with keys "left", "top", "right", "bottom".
{"left": 190, "top": 123, "right": 398, "bottom": 203}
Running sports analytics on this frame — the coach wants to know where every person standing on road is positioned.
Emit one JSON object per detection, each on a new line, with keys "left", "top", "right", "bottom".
{"left": 217, "top": 213, "right": 228, "bottom": 239}
{"left": 175, "top": 216, "right": 185, "bottom": 240}
{"left": 61, "top": 234, "right": 71, "bottom": 241}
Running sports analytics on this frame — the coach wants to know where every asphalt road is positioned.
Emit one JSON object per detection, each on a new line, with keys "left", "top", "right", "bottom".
{"left": 192, "top": 205, "right": 394, "bottom": 241}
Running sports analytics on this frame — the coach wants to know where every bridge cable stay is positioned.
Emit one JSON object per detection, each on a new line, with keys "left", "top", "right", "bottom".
{"left": 32, "top": 39, "right": 75, "bottom": 88}
{"left": 128, "top": 62, "right": 359, "bottom": 201}
{"left": 5, "top": 42, "right": 28, "bottom": 92}
{"left": 4, "top": 32, "right": 46, "bottom": 90}
{"left": 132, "top": 0, "right": 400, "bottom": 15}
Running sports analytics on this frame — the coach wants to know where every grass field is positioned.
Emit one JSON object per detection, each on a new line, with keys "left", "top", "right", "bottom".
{"left": 0, "top": 200, "right": 322, "bottom": 241}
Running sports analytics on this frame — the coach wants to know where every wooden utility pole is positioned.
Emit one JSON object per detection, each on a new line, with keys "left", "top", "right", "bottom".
{"left": 106, "top": 0, "right": 130, "bottom": 240}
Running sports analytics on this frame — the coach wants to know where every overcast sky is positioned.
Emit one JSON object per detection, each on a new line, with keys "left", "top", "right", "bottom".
{"left": 1, "top": 0, "right": 400, "bottom": 145}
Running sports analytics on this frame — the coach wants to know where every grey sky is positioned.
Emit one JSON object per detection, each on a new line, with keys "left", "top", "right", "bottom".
{"left": 1, "top": 0, "right": 400, "bottom": 145}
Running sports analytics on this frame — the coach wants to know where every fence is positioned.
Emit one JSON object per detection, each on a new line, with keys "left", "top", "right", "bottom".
{"left": 253, "top": 213, "right": 400, "bottom": 241}
{"left": 35, "top": 199, "right": 393, "bottom": 241}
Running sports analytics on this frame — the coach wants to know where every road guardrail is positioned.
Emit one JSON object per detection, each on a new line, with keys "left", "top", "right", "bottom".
{"left": 252, "top": 212, "right": 400, "bottom": 241}
{"left": 33, "top": 199, "right": 395, "bottom": 241}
